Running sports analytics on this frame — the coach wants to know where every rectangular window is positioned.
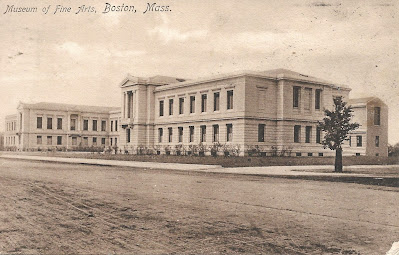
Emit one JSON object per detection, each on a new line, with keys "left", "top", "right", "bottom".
{"left": 356, "top": 135, "right": 362, "bottom": 147}
{"left": 93, "top": 137, "right": 97, "bottom": 146}
{"left": 200, "top": 125, "right": 206, "bottom": 142}
{"left": 57, "top": 136, "right": 62, "bottom": 145}
{"left": 169, "top": 99, "right": 174, "bottom": 115}
{"left": 213, "top": 124, "right": 219, "bottom": 143}
{"left": 101, "top": 137, "right": 106, "bottom": 145}
{"left": 115, "top": 120, "right": 118, "bottom": 131}
{"left": 72, "top": 137, "right": 77, "bottom": 146}
{"left": 37, "top": 135, "right": 42, "bottom": 145}
{"left": 294, "top": 125, "right": 301, "bottom": 143}
{"left": 70, "top": 119, "right": 76, "bottom": 131}
{"left": 83, "top": 119, "right": 89, "bottom": 131}
{"left": 214, "top": 92, "right": 220, "bottom": 111}
{"left": 158, "top": 128, "right": 163, "bottom": 143}
{"left": 57, "top": 118, "right": 62, "bottom": 130}
{"left": 115, "top": 138, "right": 117, "bottom": 145}
{"left": 179, "top": 98, "right": 184, "bottom": 114}
{"left": 258, "top": 124, "right": 265, "bottom": 142}
{"left": 189, "top": 126, "right": 194, "bottom": 143}
{"left": 226, "top": 124, "right": 233, "bottom": 142}
{"left": 375, "top": 136, "right": 380, "bottom": 147}
{"left": 111, "top": 120, "right": 114, "bottom": 132}
{"left": 110, "top": 138, "right": 113, "bottom": 146}
{"left": 159, "top": 100, "right": 164, "bottom": 116}
{"left": 178, "top": 127, "right": 183, "bottom": 143}
{"left": 315, "top": 89, "right": 322, "bottom": 110}
{"left": 168, "top": 127, "right": 173, "bottom": 143}
{"left": 126, "top": 129, "right": 130, "bottom": 143}
{"left": 47, "top": 117, "right": 52, "bottom": 130}
{"left": 83, "top": 137, "right": 88, "bottom": 146}
{"left": 47, "top": 136, "right": 52, "bottom": 145}
{"left": 305, "top": 126, "right": 312, "bottom": 143}
{"left": 349, "top": 136, "right": 352, "bottom": 147}
{"left": 190, "top": 96, "right": 195, "bottom": 113}
{"left": 316, "top": 127, "right": 322, "bottom": 144}
{"left": 101, "top": 120, "right": 106, "bottom": 131}
{"left": 293, "top": 86, "right": 301, "bottom": 108}
{"left": 304, "top": 88, "right": 312, "bottom": 110}
{"left": 201, "top": 94, "right": 207, "bottom": 112}
{"left": 92, "top": 120, "right": 97, "bottom": 131}
{"left": 37, "top": 117, "right": 42, "bottom": 129}
{"left": 227, "top": 90, "right": 234, "bottom": 110}
{"left": 374, "top": 107, "right": 381, "bottom": 125}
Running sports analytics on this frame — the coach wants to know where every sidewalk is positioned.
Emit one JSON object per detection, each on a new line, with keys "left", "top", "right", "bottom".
{"left": 1, "top": 154, "right": 398, "bottom": 178}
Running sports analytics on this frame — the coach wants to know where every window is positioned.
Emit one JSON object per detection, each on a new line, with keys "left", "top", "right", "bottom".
{"left": 305, "top": 126, "right": 312, "bottom": 143}
{"left": 159, "top": 100, "right": 164, "bottom": 116}
{"left": 83, "top": 137, "right": 88, "bottom": 146}
{"left": 57, "top": 136, "right": 62, "bottom": 145}
{"left": 201, "top": 94, "right": 207, "bottom": 112}
{"left": 83, "top": 119, "right": 89, "bottom": 131}
{"left": 72, "top": 137, "right": 77, "bottom": 146}
{"left": 213, "top": 125, "right": 219, "bottom": 142}
{"left": 374, "top": 107, "right": 381, "bottom": 125}
{"left": 92, "top": 120, "right": 97, "bottom": 131}
{"left": 375, "top": 136, "right": 380, "bottom": 147}
{"left": 169, "top": 99, "right": 174, "bottom": 115}
{"left": 316, "top": 127, "right": 322, "bottom": 144}
{"left": 70, "top": 118, "right": 76, "bottom": 131}
{"left": 214, "top": 92, "right": 220, "bottom": 111}
{"left": 111, "top": 121, "right": 114, "bottom": 132}
{"left": 178, "top": 127, "right": 183, "bottom": 143}
{"left": 226, "top": 124, "right": 233, "bottom": 142}
{"left": 200, "top": 125, "right": 206, "bottom": 142}
{"left": 47, "top": 136, "right": 52, "bottom": 145}
{"left": 47, "top": 117, "right": 52, "bottom": 129}
{"left": 293, "top": 86, "right": 301, "bottom": 108}
{"left": 115, "top": 138, "right": 118, "bottom": 145}
{"left": 190, "top": 96, "right": 195, "bottom": 113}
{"left": 101, "top": 137, "right": 106, "bottom": 145}
{"left": 37, "top": 135, "right": 42, "bottom": 145}
{"left": 101, "top": 121, "right": 106, "bottom": 131}
{"left": 57, "top": 118, "right": 62, "bottom": 130}
{"left": 93, "top": 137, "right": 97, "bottom": 146}
{"left": 315, "top": 89, "right": 322, "bottom": 110}
{"left": 179, "top": 98, "right": 184, "bottom": 114}
{"left": 110, "top": 138, "right": 113, "bottom": 146}
{"left": 227, "top": 90, "right": 234, "bottom": 110}
{"left": 304, "top": 88, "right": 312, "bottom": 110}
{"left": 258, "top": 124, "right": 265, "bottom": 142}
{"left": 115, "top": 120, "right": 118, "bottom": 131}
{"left": 158, "top": 128, "right": 163, "bottom": 143}
{"left": 349, "top": 136, "right": 352, "bottom": 147}
{"left": 294, "top": 125, "right": 301, "bottom": 143}
{"left": 168, "top": 127, "right": 173, "bottom": 143}
{"left": 126, "top": 129, "right": 130, "bottom": 143}
{"left": 37, "top": 117, "right": 42, "bottom": 129}
{"left": 189, "top": 126, "right": 194, "bottom": 142}
{"left": 356, "top": 136, "right": 362, "bottom": 147}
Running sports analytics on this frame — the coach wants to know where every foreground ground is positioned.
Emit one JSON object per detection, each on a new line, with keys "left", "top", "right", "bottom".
{"left": 0, "top": 159, "right": 398, "bottom": 254}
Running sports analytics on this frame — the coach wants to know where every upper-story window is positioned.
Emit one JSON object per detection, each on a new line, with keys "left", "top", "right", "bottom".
{"left": 115, "top": 120, "right": 118, "bottom": 131}
{"left": 70, "top": 118, "right": 76, "bottom": 131}
{"left": 190, "top": 96, "right": 195, "bottom": 113}
{"left": 111, "top": 120, "right": 114, "bottom": 132}
{"left": 47, "top": 117, "right": 53, "bottom": 130}
{"left": 304, "top": 88, "right": 312, "bottom": 110}
{"left": 374, "top": 107, "right": 381, "bottom": 125}
{"left": 315, "top": 89, "right": 322, "bottom": 110}
{"left": 101, "top": 120, "right": 106, "bottom": 132}
{"left": 201, "top": 94, "right": 207, "bottom": 112}
{"left": 159, "top": 100, "right": 164, "bottom": 117}
{"left": 214, "top": 92, "right": 220, "bottom": 111}
{"left": 227, "top": 90, "right": 234, "bottom": 110}
{"left": 179, "top": 98, "right": 184, "bottom": 114}
{"left": 83, "top": 119, "right": 89, "bottom": 131}
{"left": 169, "top": 99, "right": 174, "bottom": 115}
{"left": 57, "top": 118, "right": 62, "bottom": 130}
{"left": 293, "top": 86, "right": 301, "bottom": 108}
{"left": 92, "top": 120, "right": 98, "bottom": 131}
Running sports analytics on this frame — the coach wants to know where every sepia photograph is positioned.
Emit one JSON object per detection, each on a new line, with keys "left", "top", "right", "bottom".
{"left": 0, "top": 0, "right": 398, "bottom": 254}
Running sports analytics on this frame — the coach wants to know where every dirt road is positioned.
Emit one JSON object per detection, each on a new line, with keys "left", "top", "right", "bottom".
{"left": 0, "top": 159, "right": 398, "bottom": 254}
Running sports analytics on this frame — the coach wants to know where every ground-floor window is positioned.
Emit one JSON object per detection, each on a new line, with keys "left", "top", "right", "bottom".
{"left": 226, "top": 124, "right": 233, "bottom": 142}
{"left": 101, "top": 138, "right": 106, "bottom": 145}
{"left": 189, "top": 126, "right": 194, "bottom": 143}
{"left": 158, "top": 128, "right": 163, "bottom": 143}
{"left": 305, "top": 126, "right": 312, "bottom": 143}
{"left": 258, "top": 124, "right": 265, "bottom": 142}
{"left": 375, "top": 136, "right": 380, "bottom": 147}
{"left": 57, "top": 136, "right": 62, "bottom": 145}
{"left": 200, "top": 125, "right": 206, "bottom": 142}
{"left": 356, "top": 135, "right": 362, "bottom": 147}
{"left": 213, "top": 125, "right": 219, "bottom": 142}
{"left": 47, "top": 136, "right": 52, "bottom": 145}
{"left": 37, "top": 136, "right": 42, "bottom": 145}
{"left": 178, "top": 127, "right": 183, "bottom": 143}
{"left": 82, "top": 137, "right": 88, "bottom": 146}
{"left": 294, "top": 125, "right": 301, "bottom": 143}
{"left": 168, "top": 127, "right": 173, "bottom": 143}
{"left": 72, "top": 137, "right": 77, "bottom": 146}
{"left": 93, "top": 137, "right": 97, "bottom": 146}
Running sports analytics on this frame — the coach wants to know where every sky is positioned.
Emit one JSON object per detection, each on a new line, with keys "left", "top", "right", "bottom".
{"left": 0, "top": 0, "right": 398, "bottom": 144}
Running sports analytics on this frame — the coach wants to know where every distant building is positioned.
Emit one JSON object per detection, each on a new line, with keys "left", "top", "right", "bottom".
{"left": 3, "top": 69, "right": 389, "bottom": 156}
{"left": 0, "top": 132, "right": 4, "bottom": 151}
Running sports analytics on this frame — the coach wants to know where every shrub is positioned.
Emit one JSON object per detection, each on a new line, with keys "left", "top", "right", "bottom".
{"left": 209, "top": 142, "right": 222, "bottom": 157}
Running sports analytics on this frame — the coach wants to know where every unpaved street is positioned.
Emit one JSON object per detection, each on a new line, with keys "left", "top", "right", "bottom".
{"left": 0, "top": 159, "right": 398, "bottom": 254}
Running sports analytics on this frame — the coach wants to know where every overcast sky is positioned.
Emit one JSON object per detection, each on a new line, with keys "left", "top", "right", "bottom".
{"left": 1, "top": 0, "right": 398, "bottom": 144}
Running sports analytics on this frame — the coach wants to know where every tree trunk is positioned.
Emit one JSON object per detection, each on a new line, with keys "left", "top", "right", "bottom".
{"left": 335, "top": 148, "right": 343, "bottom": 172}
